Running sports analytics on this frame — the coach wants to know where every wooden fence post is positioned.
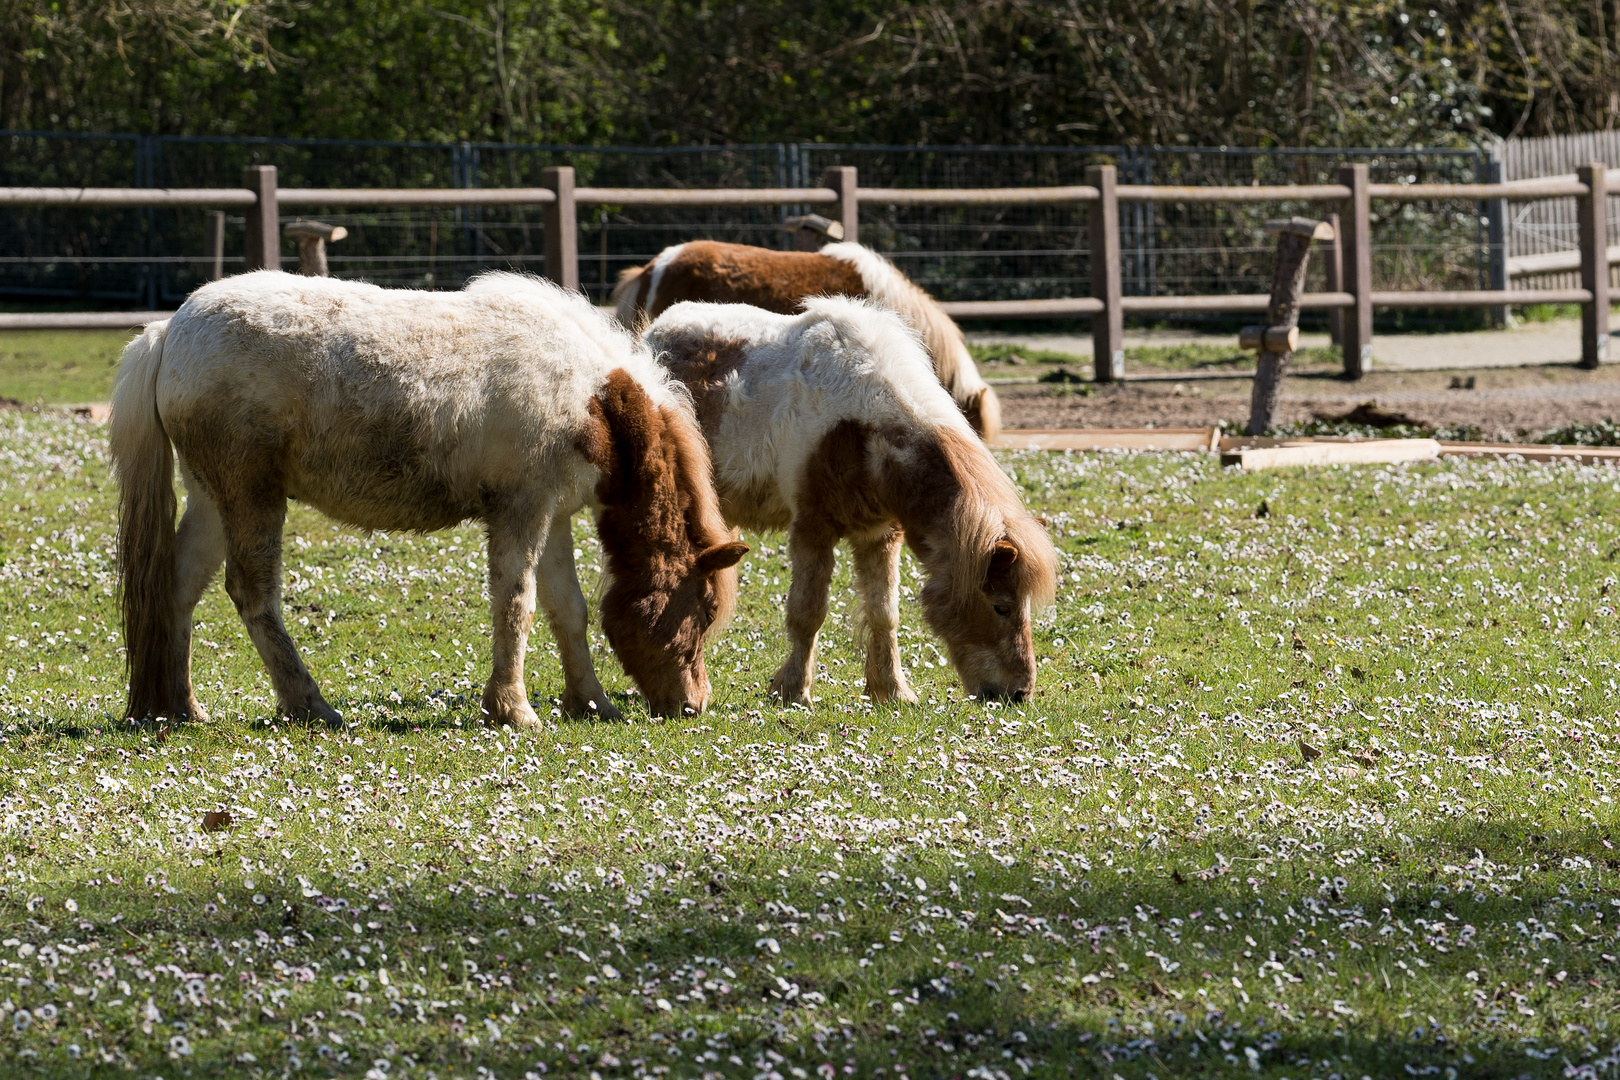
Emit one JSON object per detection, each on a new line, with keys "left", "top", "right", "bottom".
{"left": 242, "top": 165, "right": 279, "bottom": 272}
{"left": 1483, "top": 156, "right": 1509, "bottom": 328}
{"left": 1244, "top": 218, "right": 1333, "bottom": 435}
{"left": 210, "top": 210, "right": 226, "bottom": 280}
{"left": 1324, "top": 211, "right": 1343, "bottom": 345}
{"left": 1577, "top": 162, "right": 1610, "bottom": 369}
{"left": 1087, "top": 164, "right": 1124, "bottom": 383}
{"left": 542, "top": 165, "right": 578, "bottom": 291}
{"left": 821, "top": 166, "right": 858, "bottom": 244}
{"left": 1336, "top": 163, "right": 1372, "bottom": 378}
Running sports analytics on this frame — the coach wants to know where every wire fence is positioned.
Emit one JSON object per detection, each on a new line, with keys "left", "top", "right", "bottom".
{"left": 0, "top": 132, "right": 1496, "bottom": 313}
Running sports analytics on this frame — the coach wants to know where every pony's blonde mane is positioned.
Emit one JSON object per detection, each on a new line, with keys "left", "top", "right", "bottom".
{"left": 820, "top": 242, "right": 988, "bottom": 405}
{"left": 933, "top": 427, "right": 1058, "bottom": 614}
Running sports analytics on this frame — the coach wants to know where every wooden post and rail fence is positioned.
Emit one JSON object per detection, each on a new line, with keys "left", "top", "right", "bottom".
{"left": 0, "top": 160, "right": 1614, "bottom": 377}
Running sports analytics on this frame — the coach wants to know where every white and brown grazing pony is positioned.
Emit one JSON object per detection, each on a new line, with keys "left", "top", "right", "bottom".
{"left": 111, "top": 271, "right": 746, "bottom": 728}
{"left": 646, "top": 297, "right": 1055, "bottom": 706}
{"left": 613, "top": 240, "right": 1001, "bottom": 441}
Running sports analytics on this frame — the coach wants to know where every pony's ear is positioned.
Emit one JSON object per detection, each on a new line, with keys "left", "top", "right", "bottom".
{"left": 696, "top": 541, "right": 749, "bottom": 573}
{"left": 1034, "top": 515, "right": 1050, "bottom": 530}
{"left": 987, "top": 540, "right": 1020, "bottom": 576}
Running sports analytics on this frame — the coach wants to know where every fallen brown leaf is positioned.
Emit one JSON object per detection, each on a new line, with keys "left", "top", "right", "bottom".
{"left": 201, "top": 810, "right": 232, "bottom": 833}
{"left": 1299, "top": 739, "right": 1322, "bottom": 762}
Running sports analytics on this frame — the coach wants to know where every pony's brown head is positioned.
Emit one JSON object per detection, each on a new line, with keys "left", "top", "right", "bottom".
{"left": 913, "top": 429, "right": 1057, "bottom": 702}
{"left": 582, "top": 369, "right": 746, "bottom": 717}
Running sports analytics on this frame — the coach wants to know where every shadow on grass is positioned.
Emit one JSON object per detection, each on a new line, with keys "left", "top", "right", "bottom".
{"left": 5, "top": 817, "right": 1609, "bottom": 1076}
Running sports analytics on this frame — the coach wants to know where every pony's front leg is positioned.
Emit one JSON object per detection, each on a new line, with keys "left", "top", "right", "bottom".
{"left": 482, "top": 512, "right": 549, "bottom": 731}
{"left": 769, "top": 525, "right": 837, "bottom": 707}
{"left": 851, "top": 527, "right": 917, "bottom": 704}
{"left": 219, "top": 492, "right": 341, "bottom": 727}
{"left": 534, "top": 516, "right": 621, "bottom": 721}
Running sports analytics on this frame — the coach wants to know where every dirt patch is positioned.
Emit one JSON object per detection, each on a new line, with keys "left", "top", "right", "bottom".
{"left": 998, "top": 364, "right": 1620, "bottom": 440}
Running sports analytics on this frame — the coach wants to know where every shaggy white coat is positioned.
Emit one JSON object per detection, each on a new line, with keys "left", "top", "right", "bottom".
{"left": 631, "top": 240, "right": 991, "bottom": 413}
{"left": 645, "top": 296, "right": 971, "bottom": 515}
{"left": 147, "top": 270, "right": 684, "bottom": 516}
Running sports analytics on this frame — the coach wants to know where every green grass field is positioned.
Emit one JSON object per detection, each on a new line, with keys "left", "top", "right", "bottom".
{"left": 2, "top": 410, "right": 1620, "bottom": 1078}
{"left": 0, "top": 331, "right": 130, "bottom": 405}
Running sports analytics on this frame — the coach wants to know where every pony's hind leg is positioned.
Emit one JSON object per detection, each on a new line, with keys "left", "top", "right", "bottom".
{"left": 169, "top": 468, "right": 228, "bottom": 720}
{"left": 219, "top": 490, "right": 341, "bottom": 727}
{"left": 769, "top": 524, "right": 837, "bottom": 707}
{"left": 851, "top": 526, "right": 917, "bottom": 704}
{"left": 532, "top": 516, "right": 621, "bottom": 721}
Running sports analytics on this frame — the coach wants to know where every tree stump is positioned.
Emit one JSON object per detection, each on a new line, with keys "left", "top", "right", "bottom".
{"left": 283, "top": 220, "right": 348, "bottom": 277}
{"left": 1244, "top": 217, "right": 1334, "bottom": 436}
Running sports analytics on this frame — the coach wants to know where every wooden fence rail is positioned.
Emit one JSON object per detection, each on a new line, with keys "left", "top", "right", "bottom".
{"left": 4, "top": 160, "right": 1616, "bottom": 377}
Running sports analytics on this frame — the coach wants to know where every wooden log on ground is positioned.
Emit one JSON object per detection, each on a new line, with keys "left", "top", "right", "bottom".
{"left": 1222, "top": 439, "right": 1441, "bottom": 471}
{"left": 994, "top": 428, "right": 1220, "bottom": 452}
{"left": 1438, "top": 442, "right": 1620, "bottom": 464}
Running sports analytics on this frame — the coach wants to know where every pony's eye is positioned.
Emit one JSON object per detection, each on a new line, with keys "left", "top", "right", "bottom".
{"left": 993, "top": 604, "right": 1012, "bottom": 618}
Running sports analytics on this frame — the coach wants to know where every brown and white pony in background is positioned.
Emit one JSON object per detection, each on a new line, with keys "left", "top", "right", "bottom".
{"left": 111, "top": 271, "right": 746, "bottom": 728}
{"left": 646, "top": 296, "right": 1055, "bottom": 706}
{"left": 614, "top": 240, "right": 1001, "bottom": 441}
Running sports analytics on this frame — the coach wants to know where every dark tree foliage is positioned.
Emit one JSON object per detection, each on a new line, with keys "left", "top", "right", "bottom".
{"left": 1, "top": 0, "right": 1616, "bottom": 146}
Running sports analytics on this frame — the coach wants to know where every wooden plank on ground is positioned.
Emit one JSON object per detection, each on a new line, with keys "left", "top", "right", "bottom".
{"left": 1219, "top": 435, "right": 1285, "bottom": 451}
{"left": 1439, "top": 441, "right": 1620, "bottom": 464}
{"left": 995, "top": 427, "right": 1220, "bottom": 452}
{"left": 1222, "top": 439, "right": 1441, "bottom": 470}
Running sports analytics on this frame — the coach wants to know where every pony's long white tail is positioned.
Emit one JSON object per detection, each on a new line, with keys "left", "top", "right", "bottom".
{"left": 110, "top": 321, "right": 183, "bottom": 721}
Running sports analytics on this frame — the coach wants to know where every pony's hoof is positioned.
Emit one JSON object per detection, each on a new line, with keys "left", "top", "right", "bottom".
{"left": 562, "top": 691, "right": 622, "bottom": 722}
{"left": 768, "top": 669, "right": 812, "bottom": 707}
{"left": 867, "top": 682, "right": 918, "bottom": 705}
{"left": 485, "top": 701, "right": 543, "bottom": 730}
{"left": 285, "top": 701, "right": 344, "bottom": 729}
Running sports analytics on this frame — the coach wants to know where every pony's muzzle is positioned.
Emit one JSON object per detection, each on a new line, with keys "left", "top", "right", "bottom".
{"left": 648, "top": 677, "right": 709, "bottom": 719}
{"left": 978, "top": 685, "right": 1029, "bottom": 704}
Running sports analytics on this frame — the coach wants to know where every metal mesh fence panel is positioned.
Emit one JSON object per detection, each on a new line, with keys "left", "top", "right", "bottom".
{"left": 0, "top": 132, "right": 149, "bottom": 302}
{"left": 0, "top": 133, "right": 1487, "bottom": 312}
{"left": 803, "top": 145, "right": 1486, "bottom": 304}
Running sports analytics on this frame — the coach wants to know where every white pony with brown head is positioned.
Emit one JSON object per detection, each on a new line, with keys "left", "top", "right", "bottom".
{"left": 110, "top": 271, "right": 745, "bottom": 728}
{"left": 613, "top": 240, "right": 1001, "bottom": 441}
{"left": 646, "top": 296, "right": 1055, "bottom": 705}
